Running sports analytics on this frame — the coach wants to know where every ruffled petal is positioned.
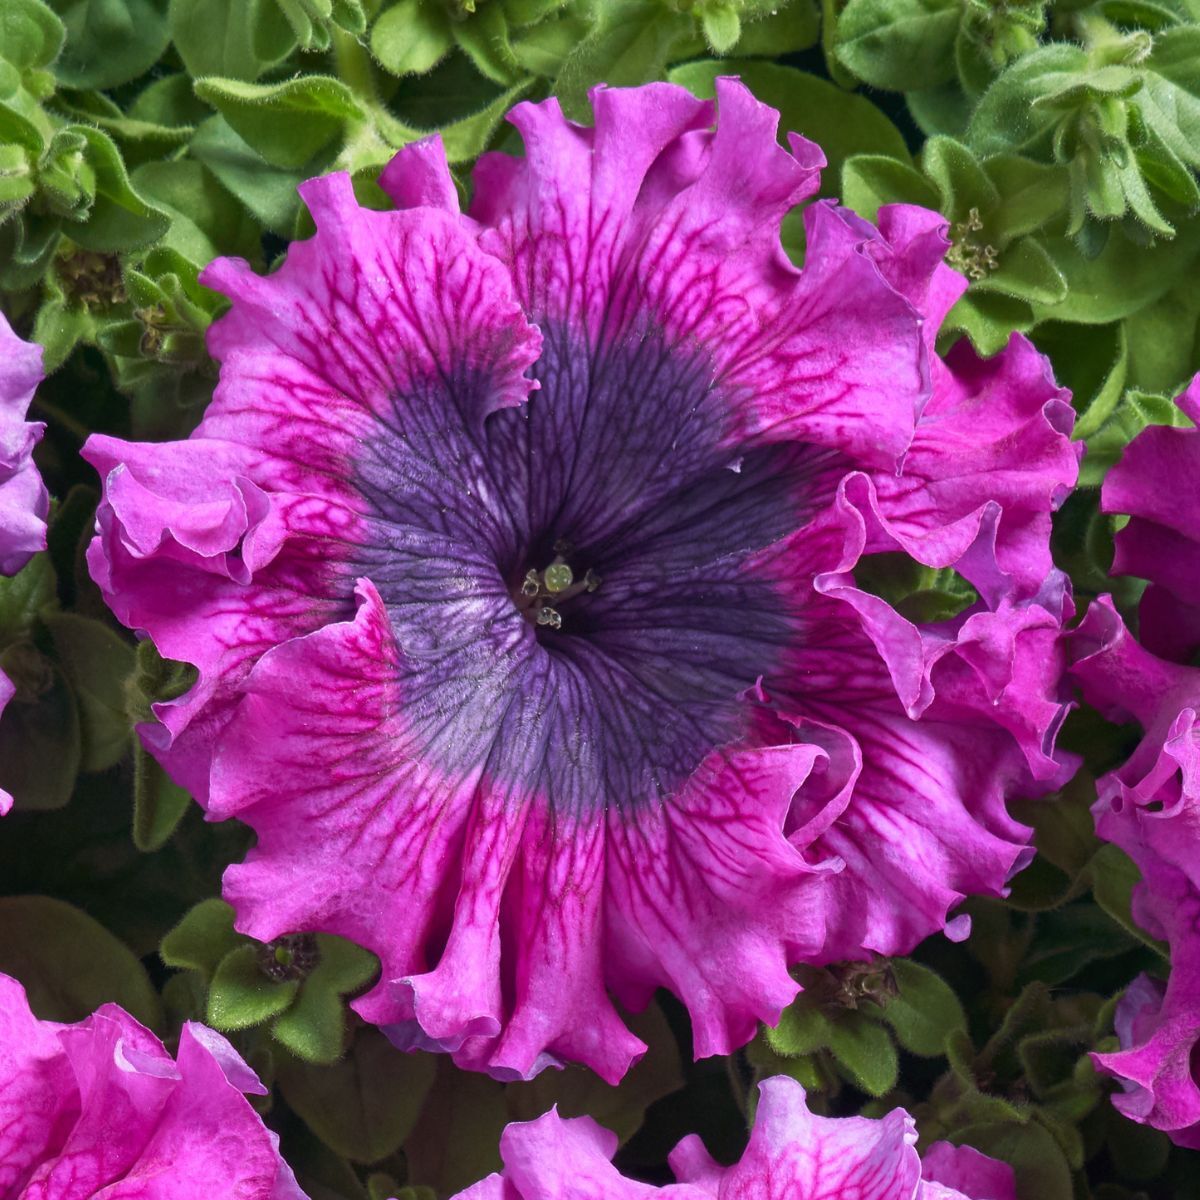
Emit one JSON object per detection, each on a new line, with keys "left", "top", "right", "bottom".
{"left": 920, "top": 1143, "right": 1017, "bottom": 1200}
{"left": 1102, "top": 373, "right": 1200, "bottom": 661}
{"left": 1069, "top": 598, "right": 1200, "bottom": 1146}
{"left": 471, "top": 81, "right": 926, "bottom": 468}
{"left": 0, "top": 312, "right": 47, "bottom": 577}
{"left": 675, "top": 1077, "right": 922, "bottom": 1199}
{"left": 0, "top": 974, "right": 304, "bottom": 1199}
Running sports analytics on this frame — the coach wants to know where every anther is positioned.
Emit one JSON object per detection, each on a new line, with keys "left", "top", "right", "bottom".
{"left": 537, "top": 607, "right": 562, "bottom": 629}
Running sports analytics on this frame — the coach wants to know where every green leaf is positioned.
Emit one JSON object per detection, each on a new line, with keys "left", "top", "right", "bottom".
{"left": 452, "top": 3, "right": 523, "bottom": 85}
{"left": 734, "top": 0, "right": 819, "bottom": 55}
{"left": 132, "top": 741, "right": 192, "bottom": 851}
{"left": 277, "top": 1025, "right": 438, "bottom": 1164}
{"left": 876, "top": 959, "right": 966, "bottom": 1057}
{"left": 41, "top": 610, "right": 133, "bottom": 771}
{"left": 67, "top": 125, "right": 170, "bottom": 251}
{"left": 985, "top": 155, "right": 1071, "bottom": 239}
{"left": 553, "top": 0, "right": 689, "bottom": 122}
{"left": 0, "top": 551, "right": 55, "bottom": 644}
{"left": 190, "top": 114, "right": 306, "bottom": 234}
{"left": 0, "top": 650, "right": 80, "bottom": 810}
{"left": 907, "top": 79, "right": 973, "bottom": 138}
{"left": 825, "top": 1011, "right": 899, "bottom": 1096}
{"left": 842, "top": 154, "right": 940, "bottom": 221}
{"left": 129, "top": 72, "right": 211, "bottom": 128}
{"left": 1033, "top": 219, "right": 1200, "bottom": 324}
{"left": 1019, "top": 903, "right": 1139, "bottom": 986}
{"left": 169, "top": 0, "right": 296, "bottom": 81}
{"left": 194, "top": 74, "right": 363, "bottom": 170}
{"left": 1123, "top": 275, "right": 1200, "bottom": 395}
{"left": 160, "top": 897, "right": 244, "bottom": 978}
{"left": 670, "top": 61, "right": 912, "bottom": 200}
{"left": 0, "top": 895, "right": 162, "bottom": 1027}
{"left": 835, "top": 0, "right": 961, "bottom": 92}
{"left": 208, "top": 943, "right": 300, "bottom": 1030}
{"left": 952, "top": 1120, "right": 1074, "bottom": 1200}
{"left": 1090, "top": 842, "right": 1169, "bottom": 957}
{"left": 943, "top": 288, "right": 1034, "bottom": 355}
{"left": 1, "top": 0, "right": 65, "bottom": 70}
{"left": 766, "top": 991, "right": 832, "bottom": 1057}
{"left": 48, "top": 0, "right": 169, "bottom": 88}
{"left": 370, "top": 0, "right": 453, "bottom": 77}
{"left": 132, "top": 158, "right": 259, "bottom": 261}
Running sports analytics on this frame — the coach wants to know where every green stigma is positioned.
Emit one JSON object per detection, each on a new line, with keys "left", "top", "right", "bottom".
{"left": 543, "top": 562, "right": 574, "bottom": 593}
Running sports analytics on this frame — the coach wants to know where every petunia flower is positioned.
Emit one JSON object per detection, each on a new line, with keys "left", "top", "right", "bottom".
{"left": 0, "top": 312, "right": 48, "bottom": 816}
{"left": 0, "top": 971, "right": 307, "bottom": 1198}
{"left": 451, "top": 1075, "right": 1016, "bottom": 1199}
{"left": 85, "top": 80, "right": 1078, "bottom": 1081}
{"left": 1069, "top": 374, "right": 1200, "bottom": 1147}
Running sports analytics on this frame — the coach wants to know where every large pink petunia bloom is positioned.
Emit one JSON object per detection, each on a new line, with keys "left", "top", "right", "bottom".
{"left": 1070, "top": 374, "right": 1200, "bottom": 1147}
{"left": 452, "top": 1075, "right": 1016, "bottom": 1199}
{"left": 0, "top": 313, "right": 48, "bottom": 816}
{"left": 0, "top": 971, "right": 306, "bottom": 1198}
{"left": 85, "top": 80, "right": 1078, "bottom": 1082}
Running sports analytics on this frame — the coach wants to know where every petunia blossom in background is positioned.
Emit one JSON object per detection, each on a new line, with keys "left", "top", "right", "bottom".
{"left": 0, "top": 312, "right": 48, "bottom": 816}
{"left": 85, "top": 79, "right": 1079, "bottom": 1082}
{"left": 451, "top": 1074, "right": 1017, "bottom": 1199}
{"left": 0, "top": 971, "right": 307, "bottom": 1198}
{"left": 1070, "top": 374, "right": 1200, "bottom": 1148}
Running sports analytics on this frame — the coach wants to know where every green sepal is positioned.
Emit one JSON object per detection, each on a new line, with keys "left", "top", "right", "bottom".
{"left": 276, "top": 1025, "right": 438, "bottom": 1164}
{"left": 733, "top": 0, "right": 819, "bottom": 56}
{"left": 41, "top": 610, "right": 133, "bottom": 771}
{"left": 824, "top": 1011, "right": 899, "bottom": 1096}
{"left": 0, "top": 894, "right": 162, "bottom": 1028}
{"left": 842, "top": 154, "right": 941, "bottom": 220}
{"left": 270, "top": 933, "right": 379, "bottom": 1063}
{"left": 160, "top": 897, "right": 244, "bottom": 979}
{"left": 48, "top": 0, "right": 169, "bottom": 89}
{"left": 699, "top": 2, "right": 740, "bottom": 53}
{"left": 1106, "top": 1111, "right": 1172, "bottom": 1182}
{"left": 208, "top": 943, "right": 302, "bottom": 1030}
{"left": 194, "top": 74, "right": 364, "bottom": 171}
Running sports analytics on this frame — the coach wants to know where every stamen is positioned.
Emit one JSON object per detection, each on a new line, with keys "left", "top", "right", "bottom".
{"left": 537, "top": 607, "right": 562, "bottom": 629}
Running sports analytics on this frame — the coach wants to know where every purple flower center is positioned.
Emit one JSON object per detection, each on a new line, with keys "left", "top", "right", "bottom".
{"left": 352, "top": 329, "right": 822, "bottom": 809}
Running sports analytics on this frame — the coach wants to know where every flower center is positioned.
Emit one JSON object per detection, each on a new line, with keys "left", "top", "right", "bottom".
{"left": 513, "top": 539, "right": 601, "bottom": 630}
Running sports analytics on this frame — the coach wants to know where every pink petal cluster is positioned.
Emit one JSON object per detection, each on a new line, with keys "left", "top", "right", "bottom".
{"left": 452, "top": 1075, "right": 1016, "bottom": 1199}
{"left": 85, "top": 81, "right": 1078, "bottom": 1081}
{"left": 0, "top": 313, "right": 48, "bottom": 815}
{"left": 1070, "top": 375, "right": 1200, "bottom": 1147}
{"left": 0, "top": 971, "right": 307, "bottom": 1199}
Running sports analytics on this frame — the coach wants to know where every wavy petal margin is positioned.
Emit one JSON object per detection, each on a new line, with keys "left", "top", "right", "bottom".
{"left": 0, "top": 972, "right": 306, "bottom": 1198}
{"left": 452, "top": 1076, "right": 1015, "bottom": 1199}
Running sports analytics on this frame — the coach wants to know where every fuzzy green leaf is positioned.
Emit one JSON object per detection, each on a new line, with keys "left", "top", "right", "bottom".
{"left": 370, "top": 0, "right": 453, "bottom": 77}
{"left": 0, "top": 895, "right": 162, "bottom": 1027}
{"left": 194, "top": 74, "right": 363, "bottom": 169}
{"left": 48, "top": 0, "right": 169, "bottom": 88}
{"left": 835, "top": 0, "right": 960, "bottom": 91}
{"left": 876, "top": 959, "right": 966, "bottom": 1057}
{"left": 132, "top": 742, "right": 192, "bottom": 851}
{"left": 278, "top": 1026, "right": 438, "bottom": 1164}
{"left": 169, "top": 0, "right": 295, "bottom": 81}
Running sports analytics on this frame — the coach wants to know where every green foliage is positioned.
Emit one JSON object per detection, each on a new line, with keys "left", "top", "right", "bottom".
{"left": 161, "top": 898, "right": 380, "bottom": 1063}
